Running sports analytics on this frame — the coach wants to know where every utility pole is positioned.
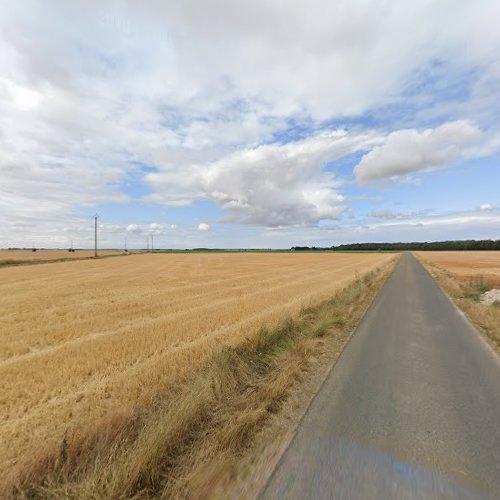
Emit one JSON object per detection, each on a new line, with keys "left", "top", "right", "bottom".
{"left": 146, "top": 236, "right": 149, "bottom": 252}
{"left": 124, "top": 236, "right": 127, "bottom": 252}
{"left": 151, "top": 234, "right": 154, "bottom": 252}
{"left": 94, "top": 215, "right": 98, "bottom": 258}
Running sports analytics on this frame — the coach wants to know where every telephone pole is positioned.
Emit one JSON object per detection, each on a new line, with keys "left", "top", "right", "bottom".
{"left": 94, "top": 215, "right": 98, "bottom": 258}
{"left": 151, "top": 234, "right": 154, "bottom": 252}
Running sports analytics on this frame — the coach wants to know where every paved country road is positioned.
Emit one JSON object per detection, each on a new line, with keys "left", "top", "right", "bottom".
{"left": 261, "top": 253, "right": 500, "bottom": 499}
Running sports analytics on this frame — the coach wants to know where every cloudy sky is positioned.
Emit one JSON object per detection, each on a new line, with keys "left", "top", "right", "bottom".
{"left": 1, "top": 0, "right": 499, "bottom": 249}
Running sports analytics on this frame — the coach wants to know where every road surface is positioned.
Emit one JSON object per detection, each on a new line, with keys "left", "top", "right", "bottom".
{"left": 261, "top": 253, "right": 500, "bottom": 499}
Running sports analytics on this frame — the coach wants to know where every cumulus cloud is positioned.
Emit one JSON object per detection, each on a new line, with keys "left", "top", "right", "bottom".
{"left": 126, "top": 224, "right": 141, "bottom": 233}
{"left": 149, "top": 223, "right": 164, "bottom": 234}
{"left": 148, "top": 130, "right": 382, "bottom": 226}
{"left": 198, "top": 223, "right": 210, "bottom": 231}
{"left": 479, "top": 203, "right": 496, "bottom": 211}
{"left": 354, "top": 121, "right": 482, "bottom": 183}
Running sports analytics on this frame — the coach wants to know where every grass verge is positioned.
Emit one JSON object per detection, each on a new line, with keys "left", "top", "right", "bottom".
{"left": 5, "top": 259, "right": 397, "bottom": 499}
{"left": 417, "top": 258, "right": 500, "bottom": 355}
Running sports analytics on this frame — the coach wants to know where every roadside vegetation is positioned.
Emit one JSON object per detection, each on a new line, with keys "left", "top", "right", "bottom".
{"left": 3, "top": 258, "right": 397, "bottom": 499}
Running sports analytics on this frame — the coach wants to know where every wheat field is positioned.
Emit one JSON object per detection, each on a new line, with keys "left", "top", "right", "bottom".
{"left": 0, "top": 249, "right": 125, "bottom": 264}
{"left": 415, "top": 251, "right": 500, "bottom": 287}
{"left": 0, "top": 252, "right": 393, "bottom": 476}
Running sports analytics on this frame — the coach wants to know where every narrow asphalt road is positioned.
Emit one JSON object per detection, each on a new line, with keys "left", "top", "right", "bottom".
{"left": 261, "top": 253, "right": 500, "bottom": 499}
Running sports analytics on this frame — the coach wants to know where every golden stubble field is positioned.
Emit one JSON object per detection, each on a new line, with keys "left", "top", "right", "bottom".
{"left": 415, "top": 251, "right": 500, "bottom": 287}
{"left": 0, "top": 249, "right": 125, "bottom": 264}
{"left": 0, "top": 252, "right": 393, "bottom": 476}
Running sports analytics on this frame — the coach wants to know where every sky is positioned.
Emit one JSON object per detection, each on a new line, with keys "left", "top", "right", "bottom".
{"left": 0, "top": 0, "right": 499, "bottom": 249}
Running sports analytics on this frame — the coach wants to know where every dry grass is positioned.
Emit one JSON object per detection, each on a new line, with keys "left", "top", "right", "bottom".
{"left": 4, "top": 257, "right": 397, "bottom": 499}
{"left": 0, "top": 252, "right": 393, "bottom": 486}
{"left": 415, "top": 251, "right": 500, "bottom": 354}
{"left": 0, "top": 249, "right": 126, "bottom": 266}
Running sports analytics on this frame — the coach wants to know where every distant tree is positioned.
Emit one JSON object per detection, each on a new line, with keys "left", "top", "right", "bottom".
{"left": 290, "top": 239, "right": 500, "bottom": 252}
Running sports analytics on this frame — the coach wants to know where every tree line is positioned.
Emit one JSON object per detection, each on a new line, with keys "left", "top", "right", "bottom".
{"left": 291, "top": 239, "right": 500, "bottom": 252}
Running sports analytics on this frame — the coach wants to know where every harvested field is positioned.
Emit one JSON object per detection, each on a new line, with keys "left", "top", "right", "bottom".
{"left": 415, "top": 251, "right": 500, "bottom": 288}
{"left": 0, "top": 249, "right": 126, "bottom": 265}
{"left": 0, "top": 252, "right": 393, "bottom": 479}
{"left": 415, "top": 251, "right": 500, "bottom": 354}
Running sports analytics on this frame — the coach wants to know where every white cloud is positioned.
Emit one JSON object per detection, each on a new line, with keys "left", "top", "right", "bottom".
{"left": 126, "top": 224, "right": 141, "bottom": 233}
{"left": 149, "top": 223, "right": 164, "bottom": 234}
{"left": 148, "top": 130, "right": 382, "bottom": 226}
{"left": 157, "top": 0, "right": 500, "bottom": 121}
{"left": 198, "top": 223, "right": 210, "bottom": 231}
{"left": 354, "top": 121, "right": 482, "bottom": 183}
{"left": 479, "top": 203, "right": 496, "bottom": 211}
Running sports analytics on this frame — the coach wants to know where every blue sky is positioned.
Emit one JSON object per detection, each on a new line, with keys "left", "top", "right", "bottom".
{"left": 0, "top": 0, "right": 499, "bottom": 249}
